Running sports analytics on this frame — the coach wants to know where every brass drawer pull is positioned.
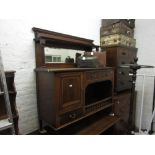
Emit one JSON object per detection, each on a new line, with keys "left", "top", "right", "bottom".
{"left": 69, "top": 113, "right": 76, "bottom": 119}
{"left": 122, "top": 52, "right": 126, "bottom": 55}
{"left": 119, "top": 71, "right": 125, "bottom": 75}
{"left": 69, "top": 84, "right": 73, "bottom": 88}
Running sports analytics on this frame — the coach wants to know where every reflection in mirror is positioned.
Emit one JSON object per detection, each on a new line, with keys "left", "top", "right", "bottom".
{"left": 44, "top": 47, "right": 85, "bottom": 64}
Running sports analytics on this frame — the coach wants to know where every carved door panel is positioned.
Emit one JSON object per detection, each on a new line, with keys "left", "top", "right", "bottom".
{"left": 59, "top": 73, "right": 82, "bottom": 113}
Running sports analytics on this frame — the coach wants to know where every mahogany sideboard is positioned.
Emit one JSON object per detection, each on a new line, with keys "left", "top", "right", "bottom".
{"left": 35, "top": 67, "right": 120, "bottom": 133}
{"left": 33, "top": 27, "right": 120, "bottom": 134}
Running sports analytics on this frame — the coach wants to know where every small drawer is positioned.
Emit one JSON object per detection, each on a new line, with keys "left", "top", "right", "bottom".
{"left": 59, "top": 109, "right": 83, "bottom": 125}
{"left": 117, "top": 68, "right": 128, "bottom": 77}
{"left": 116, "top": 68, "right": 131, "bottom": 92}
{"left": 117, "top": 59, "right": 129, "bottom": 66}
{"left": 85, "top": 70, "right": 113, "bottom": 82}
{"left": 117, "top": 77, "right": 131, "bottom": 92}
{"left": 117, "top": 50, "right": 129, "bottom": 65}
{"left": 118, "top": 48, "right": 129, "bottom": 58}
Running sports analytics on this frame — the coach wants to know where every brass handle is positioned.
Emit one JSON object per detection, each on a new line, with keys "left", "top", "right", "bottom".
{"left": 119, "top": 71, "right": 125, "bottom": 75}
{"left": 109, "top": 113, "right": 115, "bottom": 116}
{"left": 69, "top": 84, "right": 73, "bottom": 88}
{"left": 69, "top": 113, "right": 76, "bottom": 119}
{"left": 122, "top": 52, "right": 126, "bottom": 55}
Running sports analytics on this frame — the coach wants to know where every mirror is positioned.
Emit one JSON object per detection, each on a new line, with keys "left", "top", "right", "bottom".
{"left": 44, "top": 47, "right": 85, "bottom": 64}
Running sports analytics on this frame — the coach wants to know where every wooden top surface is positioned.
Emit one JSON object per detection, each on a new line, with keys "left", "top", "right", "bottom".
{"left": 35, "top": 67, "right": 113, "bottom": 73}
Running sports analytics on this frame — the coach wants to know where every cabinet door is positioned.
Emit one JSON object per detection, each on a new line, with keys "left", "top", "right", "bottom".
{"left": 114, "top": 92, "right": 131, "bottom": 134}
{"left": 59, "top": 73, "right": 82, "bottom": 113}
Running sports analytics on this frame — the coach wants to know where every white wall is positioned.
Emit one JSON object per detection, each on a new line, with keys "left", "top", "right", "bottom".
{"left": 135, "top": 19, "right": 155, "bottom": 131}
{"left": 0, "top": 19, "right": 100, "bottom": 134}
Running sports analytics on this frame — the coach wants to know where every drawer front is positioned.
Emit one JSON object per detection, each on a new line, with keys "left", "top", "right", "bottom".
{"left": 117, "top": 48, "right": 129, "bottom": 66}
{"left": 85, "top": 70, "right": 114, "bottom": 84}
{"left": 114, "top": 93, "right": 131, "bottom": 121}
{"left": 117, "top": 79, "right": 131, "bottom": 92}
{"left": 117, "top": 47, "right": 137, "bottom": 66}
{"left": 101, "top": 22, "right": 134, "bottom": 37}
{"left": 59, "top": 109, "right": 83, "bottom": 125}
{"left": 114, "top": 92, "right": 131, "bottom": 134}
{"left": 116, "top": 68, "right": 131, "bottom": 92}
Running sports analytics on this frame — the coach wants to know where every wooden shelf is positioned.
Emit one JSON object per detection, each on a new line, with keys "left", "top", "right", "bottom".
{"left": 0, "top": 119, "right": 12, "bottom": 131}
{"left": 0, "top": 92, "right": 4, "bottom": 95}
{"left": 76, "top": 116, "right": 120, "bottom": 135}
{"left": 53, "top": 102, "right": 114, "bottom": 131}
{"left": 0, "top": 91, "right": 16, "bottom": 95}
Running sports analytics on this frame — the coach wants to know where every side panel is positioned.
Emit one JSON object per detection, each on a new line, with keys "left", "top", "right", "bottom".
{"left": 37, "top": 71, "right": 56, "bottom": 127}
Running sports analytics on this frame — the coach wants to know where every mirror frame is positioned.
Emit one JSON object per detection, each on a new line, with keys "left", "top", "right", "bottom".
{"left": 32, "top": 27, "right": 98, "bottom": 68}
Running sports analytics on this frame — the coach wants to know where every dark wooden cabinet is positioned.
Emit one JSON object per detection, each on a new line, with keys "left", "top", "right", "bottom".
{"left": 36, "top": 68, "right": 117, "bottom": 130}
{"left": 104, "top": 46, "right": 137, "bottom": 92}
{"left": 100, "top": 20, "right": 137, "bottom": 134}
{"left": 114, "top": 91, "right": 131, "bottom": 134}
{"left": 58, "top": 73, "right": 82, "bottom": 113}
{"left": 0, "top": 71, "right": 19, "bottom": 134}
{"left": 33, "top": 27, "right": 120, "bottom": 134}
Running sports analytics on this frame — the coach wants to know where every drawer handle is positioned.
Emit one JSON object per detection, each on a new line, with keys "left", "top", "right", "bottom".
{"left": 127, "top": 31, "right": 131, "bottom": 35}
{"left": 69, "top": 113, "right": 76, "bottom": 119}
{"left": 119, "top": 71, "right": 125, "bottom": 75}
{"left": 122, "top": 52, "right": 126, "bottom": 55}
{"left": 69, "top": 84, "right": 73, "bottom": 88}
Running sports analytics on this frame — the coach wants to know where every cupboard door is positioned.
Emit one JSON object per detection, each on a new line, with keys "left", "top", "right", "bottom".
{"left": 114, "top": 92, "right": 131, "bottom": 134}
{"left": 59, "top": 73, "right": 82, "bottom": 113}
